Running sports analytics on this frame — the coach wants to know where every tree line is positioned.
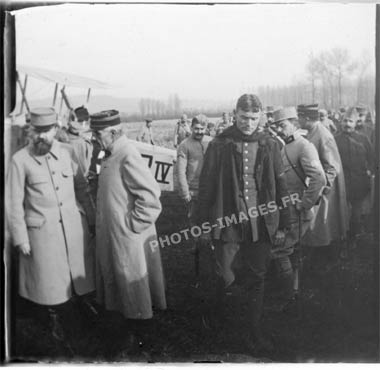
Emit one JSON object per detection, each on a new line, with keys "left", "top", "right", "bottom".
{"left": 134, "top": 48, "right": 374, "bottom": 122}
{"left": 254, "top": 48, "right": 375, "bottom": 111}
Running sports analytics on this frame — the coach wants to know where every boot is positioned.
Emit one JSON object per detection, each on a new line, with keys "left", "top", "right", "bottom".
{"left": 48, "top": 308, "right": 65, "bottom": 342}
{"left": 78, "top": 295, "right": 102, "bottom": 323}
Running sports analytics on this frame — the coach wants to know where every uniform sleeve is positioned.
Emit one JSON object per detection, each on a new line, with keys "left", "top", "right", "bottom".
{"left": 136, "top": 127, "right": 144, "bottom": 142}
{"left": 272, "top": 140, "right": 291, "bottom": 229}
{"left": 362, "top": 135, "right": 374, "bottom": 173}
{"left": 319, "top": 137, "right": 340, "bottom": 189}
{"left": 84, "top": 139, "right": 94, "bottom": 177}
{"left": 71, "top": 153, "right": 96, "bottom": 226}
{"left": 197, "top": 141, "right": 219, "bottom": 224}
{"left": 123, "top": 145, "right": 162, "bottom": 233}
{"left": 329, "top": 120, "right": 338, "bottom": 135}
{"left": 173, "top": 124, "right": 179, "bottom": 147}
{"left": 7, "top": 157, "right": 29, "bottom": 247}
{"left": 300, "top": 144, "right": 326, "bottom": 210}
{"left": 176, "top": 142, "right": 190, "bottom": 200}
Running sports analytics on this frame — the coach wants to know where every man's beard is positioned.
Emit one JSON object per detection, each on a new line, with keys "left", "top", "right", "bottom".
{"left": 33, "top": 139, "right": 53, "bottom": 155}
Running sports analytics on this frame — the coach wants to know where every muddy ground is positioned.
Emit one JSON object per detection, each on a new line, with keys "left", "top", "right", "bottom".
{"left": 8, "top": 192, "right": 379, "bottom": 363}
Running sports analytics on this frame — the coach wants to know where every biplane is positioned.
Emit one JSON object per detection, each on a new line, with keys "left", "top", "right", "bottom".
{"left": 5, "top": 65, "right": 177, "bottom": 191}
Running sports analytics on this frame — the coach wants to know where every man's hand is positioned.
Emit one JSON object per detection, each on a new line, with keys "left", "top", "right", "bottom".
{"left": 273, "top": 230, "right": 286, "bottom": 246}
{"left": 322, "top": 186, "right": 331, "bottom": 195}
{"left": 184, "top": 194, "right": 192, "bottom": 203}
{"left": 18, "top": 242, "right": 31, "bottom": 256}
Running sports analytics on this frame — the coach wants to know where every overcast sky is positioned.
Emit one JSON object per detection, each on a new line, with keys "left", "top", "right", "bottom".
{"left": 14, "top": 3, "right": 376, "bottom": 101}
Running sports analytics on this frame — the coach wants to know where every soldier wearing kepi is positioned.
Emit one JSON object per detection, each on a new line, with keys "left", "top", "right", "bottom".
{"left": 271, "top": 107, "right": 326, "bottom": 310}
{"left": 335, "top": 107, "right": 374, "bottom": 244}
{"left": 136, "top": 118, "right": 156, "bottom": 145}
{"left": 67, "top": 106, "right": 93, "bottom": 177}
{"left": 355, "top": 104, "right": 373, "bottom": 143}
{"left": 297, "top": 104, "right": 349, "bottom": 267}
{"left": 173, "top": 114, "right": 191, "bottom": 148}
{"left": 198, "top": 94, "right": 290, "bottom": 353}
{"left": 177, "top": 114, "right": 212, "bottom": 283}
{"left": 90, "top": 110, "right": 166, "bottom": 346}
{"left": 7, "top": 107, "right": 96, "bottom": 341}
{"left": 319, "top": 109, "right": 337, "bottom": 135}
{"left": 265, "top": 106, "right": 275, "bottom": 125}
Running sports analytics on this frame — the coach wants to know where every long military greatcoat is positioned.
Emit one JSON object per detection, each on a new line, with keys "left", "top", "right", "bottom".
{"left": 303, "top": 122, "right": 349, "bottom": 246}
{"left": 335, "top": 131, "right": 373, "bottom": 202}
{"left": 95, "top": 135, "right": 166, "bottom": 319}
{"left": 8, "top": 140, "right": 95, "bottom": 305}
{"left": 273, "top": 132, "right": 326, "bottom": 255}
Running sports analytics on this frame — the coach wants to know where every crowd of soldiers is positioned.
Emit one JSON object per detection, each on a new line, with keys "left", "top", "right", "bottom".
{"left": 6, "top": 93, "right": 375, "bottom": 356}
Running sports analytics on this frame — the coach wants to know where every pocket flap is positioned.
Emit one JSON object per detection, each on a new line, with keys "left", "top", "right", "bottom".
{"left": 62, "top": 168, "right": 74, "bottom": 177}
{"left": 25, "top": 216, "right": 46, "bottom": 228}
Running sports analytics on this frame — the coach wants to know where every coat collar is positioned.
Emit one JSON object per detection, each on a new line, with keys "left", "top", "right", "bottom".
{"left": 108, "top": 134, "right": 128, "bottom": 155}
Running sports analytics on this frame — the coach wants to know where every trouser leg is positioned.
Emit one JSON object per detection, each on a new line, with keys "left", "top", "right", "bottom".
{"left": 243, "top": 240, "right": 271, "bottom": 330}
{"left": 273, "top": 255, "right": 294, "bottom": 302}
{"left": 350, "top": 199, "right": 364, "bottom": 237}
{"left": 213, "top": 241, "right": 240, "bottom": 320}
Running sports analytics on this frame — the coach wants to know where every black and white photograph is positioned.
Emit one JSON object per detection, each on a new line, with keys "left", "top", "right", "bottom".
{"left": 2, "top": 0, "right": 379, "bottom": 363}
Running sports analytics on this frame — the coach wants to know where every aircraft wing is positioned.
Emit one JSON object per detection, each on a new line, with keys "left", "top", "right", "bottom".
{"left": 17, "top": 65, "right": 114, "bottom": 89}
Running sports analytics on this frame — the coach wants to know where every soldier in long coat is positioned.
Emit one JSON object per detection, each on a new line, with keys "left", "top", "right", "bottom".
{"left": 335, "top": 107, "right": 374, "bottom": 240}
{"left": 7, "top": 107, "right": 96, "bottom": 339}
{"left": 297, "top": 104, "right": 349, "bottom": 256}
{"left": 198, "top": 94, "right": 290, "bottom": 353}
{"left": 90, "top": 110, "right": 166, "bottom": 327}
{"left": 271, "top": 107, "right": 326, "bottom": 308}
{"left": 67, "top": 106, "right": 93, "bottom": 177}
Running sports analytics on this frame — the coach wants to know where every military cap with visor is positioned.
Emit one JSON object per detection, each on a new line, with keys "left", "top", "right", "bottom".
{"left": 90, "top": 109, "right": 121, "bottom": 131}
{"left": 297, "top": 104, "right": 319, "bottom": 120}
{"left": 30, "top": 107, "right": 58, "bottom": 132}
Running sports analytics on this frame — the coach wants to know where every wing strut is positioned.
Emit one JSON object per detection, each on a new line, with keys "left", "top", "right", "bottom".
{"left": 16, "top": 72, "right": 30, "bottom": 115}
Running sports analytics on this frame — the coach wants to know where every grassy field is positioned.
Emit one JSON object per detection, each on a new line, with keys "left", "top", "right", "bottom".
{"left": 122, "top": 117, "right": 220, "bottom": 149}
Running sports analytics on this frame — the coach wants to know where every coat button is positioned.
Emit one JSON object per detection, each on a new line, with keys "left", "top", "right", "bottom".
{"left": 244, "top": 143, "right": 248, "bottom": 147}
{"left": 245, "top": 196, "right": 249, "bottom": 200}
{"left": 59, "top": 219, "right": 62, "bottom": 223}
{"left": 60, "top": 202, "right": 63, "bottom": 206}
{"left": 52, "top": 171, "right": 56, "bottom": 175}
{"left": 245, "top": 158, "right": 248, "bottom": 162}
{"left": 245, "top": 166, "right": 248, "bottom": 170}
{"left": 56, "top": 186, "right": 59, "bottom": 191}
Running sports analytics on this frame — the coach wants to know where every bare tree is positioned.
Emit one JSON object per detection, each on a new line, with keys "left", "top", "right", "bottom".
{"left": 306, "top": 52, "right": 319, "bottom": 102}
{"left": 355, "top": 51, "right": 373, "bottom": 103}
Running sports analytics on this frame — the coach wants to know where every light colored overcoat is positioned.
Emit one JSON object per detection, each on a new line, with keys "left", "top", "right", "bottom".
{"left": 303, "top": 122, "right": 349, "bottom": 246}
{"left": 96, "top": 135, "right": 166, "bottom": 319}
{"left": 8, "top": 140, "right": 95, "bottom": 305}
{"left": 272, "top": 132, "right": 326, "bottom": 256}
